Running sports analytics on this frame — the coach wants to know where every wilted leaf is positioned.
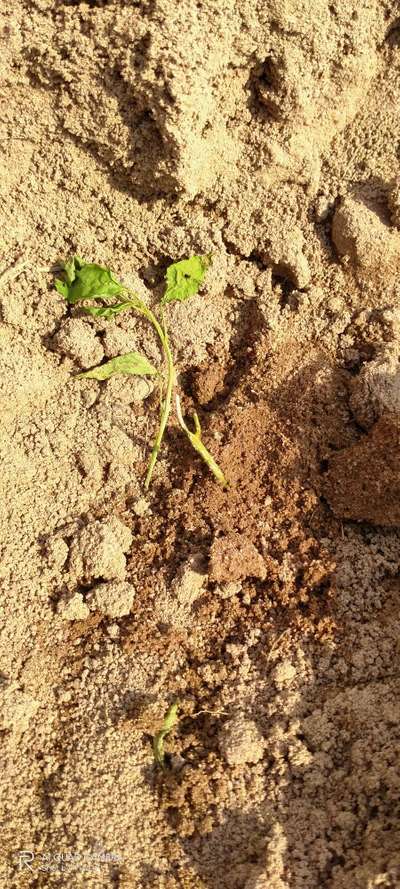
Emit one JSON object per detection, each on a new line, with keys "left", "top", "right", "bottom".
{"left": 76, "top": 351, "right": 157, "bottom": 381}
{"left": 55, "top": 256, "right": 83, "bottom": 293}
{"left": 153, "top": 702, "right": 179, "bottom": 768}
{"left": 161, "top": 255, "right": 211, "bottom": 305}
{"left": 64, "top": 256, "right": 79, "bottom": 285}
{"left": 55, "top": 278, "right": 69, "bottom": 298}
{"left": 83, "top": 301, "right": 132, "bottom": 320}
{"left": 56, "top": 259, "right": 126, "bottom": 304}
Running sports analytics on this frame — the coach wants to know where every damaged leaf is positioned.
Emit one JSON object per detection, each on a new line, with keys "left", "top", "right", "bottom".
{"left": 161, "top": 254, "right": 211, "bottom": 304}
{"left": 82, "top": 301, "right": 132, "bottom": 320}
{"left": 76, "top": 351, "right": 157, "bottom": 381}
{"left": 56, "top": 260, "right": 126, "bottom": 303}
{"left": 55, "top": 255, "right": 82, "bottom": 294}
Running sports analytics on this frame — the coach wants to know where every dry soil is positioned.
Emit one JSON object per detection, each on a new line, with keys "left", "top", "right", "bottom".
{"left": 1, "top": 1, "right": 400, "bottom": 887}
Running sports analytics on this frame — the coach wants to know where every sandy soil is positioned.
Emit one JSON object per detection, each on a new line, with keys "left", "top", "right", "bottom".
{"left": 1, "top": 1, "right": 400, "bottom": 887}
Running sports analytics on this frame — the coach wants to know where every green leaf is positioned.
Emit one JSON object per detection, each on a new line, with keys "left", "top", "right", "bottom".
{"left": 67, "top": 264, "right": 125, "bottom": 303}
{"left": 56, "top": 259, "right": 126, "bottom": 304}
{"left": 153, "top": 702, "right": 179, "bottom": 768}
{"left": 76, "top": 351, "right": 157, "bottom": 381}
{"left": 83, "top": 301, "right": 132, "bottom": 320}
{"left": 64, "top": 257, "right": 79, "bottom": 285}
{"left": 55, "top": 279, "right": 69, "bottom": 298}
{"left": 161, "top": 254, "right": 211, "bottom": 305}
{"left": 57, "top": 255, "right": 83, "bottom": 288}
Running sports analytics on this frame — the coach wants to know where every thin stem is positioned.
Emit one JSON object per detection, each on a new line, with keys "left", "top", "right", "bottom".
{"left": 125, "top": 292, "right": 175, "bottom": 489}
{"left": 175, "top": 395, "right": 228, "bottom": 488}
{"left": 144, "top": 330, "right": 174, "bottom": 489}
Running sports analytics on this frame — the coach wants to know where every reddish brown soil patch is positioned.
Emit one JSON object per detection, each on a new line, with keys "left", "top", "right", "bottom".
{"left": 209, "top": 534, "right": 267, "bottom": 583}
{"left": 126, "top": 350, "right": 338, "bottom": 660}
{"left": 324, "top": 414, "right": 400, "bottom": 525}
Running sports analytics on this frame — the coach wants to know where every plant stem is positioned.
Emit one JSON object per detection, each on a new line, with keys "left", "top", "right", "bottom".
{"left": 175, "top": 395, "right": 228, "bottom": 488}
{"left": 144, "top": 330, "right": 174, "bottom": 489}
{"left": 125, "top": 293, "right": 175, "bottom": 489}
{"left": 153, "top": 701, "right": 179, "bottom": 769}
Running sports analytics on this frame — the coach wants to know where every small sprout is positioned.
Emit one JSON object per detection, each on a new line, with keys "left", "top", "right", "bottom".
{"left": 55, "top": 254, "right": 227, "bottom": 489}
{"left": 153, "top": 702, "right": 179, "bottom": 769}
{"left": 175, "top": 395, "right": 228, "bottom": 487}
{"left": 76, "top": 352, "right": 157, "bottom": 381}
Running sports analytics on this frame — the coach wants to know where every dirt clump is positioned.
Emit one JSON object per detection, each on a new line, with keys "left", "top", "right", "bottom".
{"left": 59, "top": 592, "right": 90, "bottom": 622}
{"left": 68, "top": 516, "right": 133, "bottom": 584}
{"left": 86, "top": 580, "right": 135, "bottom": 619}
{"left": 332, "top": 195, "right": 400, "bottom": 284}
{"left": 259, "top": 224, "right": 311, "bottom": 289}
{"left": 209, "top": 534, "right": 267, "bottom": 584}
{"left": 218, "top": 717, "right": 265, "bottom": 766}
{"left": 349, "top": 344, "right": 400, "bottom": 428}
{"left": 53, "top": 317, "right": 104, "bottom": 368}
{"left": 324, "top": 415, "right": 400, "bottom": 526}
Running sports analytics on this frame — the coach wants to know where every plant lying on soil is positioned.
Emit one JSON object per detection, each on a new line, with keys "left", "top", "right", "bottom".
{"left": 55, "top": 256, "right": 228, "bottom": 489}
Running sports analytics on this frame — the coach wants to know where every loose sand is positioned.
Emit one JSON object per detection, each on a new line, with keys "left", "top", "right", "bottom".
{"left": 1, "top": 1, "right": 400, "bottom": 886}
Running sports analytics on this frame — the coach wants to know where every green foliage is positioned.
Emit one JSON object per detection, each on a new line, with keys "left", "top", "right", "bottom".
{"left": 55, "top": 253, "right": 228, "bottom": 489}
{"left": 63, "top": 256, "right": 81, "bottom": 286}
{"left": 82, "top": 301, "right": 132, "bottom": 320}
{"left": 162, "top": 254, "right": 211, "bottom": 304}
{"left": 76, "top": 352, "right": 157, "bottom": 381}
{"left": 55, "top": 259, "right": 125, "bottom": 303}
{"left": 153, "top": 702, "right": 179, "bottom": 768}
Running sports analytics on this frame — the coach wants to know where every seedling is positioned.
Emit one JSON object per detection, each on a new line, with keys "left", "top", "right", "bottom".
{"left": 55, "top": 255, "right": 228, "bottom": 489}
{"left": 153, "top": 702, "right": 179, "bottom": 768}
